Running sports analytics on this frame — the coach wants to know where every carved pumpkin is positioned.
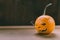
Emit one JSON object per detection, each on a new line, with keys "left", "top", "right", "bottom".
{"left": 35, "top": 3, "right": 55, "bottom": 34}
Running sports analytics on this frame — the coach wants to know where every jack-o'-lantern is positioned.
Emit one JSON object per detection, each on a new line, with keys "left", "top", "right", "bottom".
{"left": 35, "top": 3, "right": 55, "bottom": 34}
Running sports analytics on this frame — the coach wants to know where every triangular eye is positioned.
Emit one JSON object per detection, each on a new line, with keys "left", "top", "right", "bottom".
{"left": 38, "top": 27, "right": 40, "bottom": 28}
{"left": 41, "top": 23, "right": 46, "bottom": 26}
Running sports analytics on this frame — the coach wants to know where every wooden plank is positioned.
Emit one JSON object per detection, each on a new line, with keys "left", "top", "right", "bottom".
{"left": 0, "top": 28, "right": 59, "bottom": 40}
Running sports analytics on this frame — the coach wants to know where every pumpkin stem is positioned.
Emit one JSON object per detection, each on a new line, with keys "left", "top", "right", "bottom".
{"left": 30, "top": 20, "right": 34, "bottom": 25}
{"left": 43, "top": 3, "right": 52, "bottom": 15}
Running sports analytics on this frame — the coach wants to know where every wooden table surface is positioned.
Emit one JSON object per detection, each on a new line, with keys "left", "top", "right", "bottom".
{"left": 0, "top": 26, "right": 60, "bottom": 40}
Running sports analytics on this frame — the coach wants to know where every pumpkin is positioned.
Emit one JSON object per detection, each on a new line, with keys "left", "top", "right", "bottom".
{"left": 35, "top": 3, "right": 55, "bottom": 34}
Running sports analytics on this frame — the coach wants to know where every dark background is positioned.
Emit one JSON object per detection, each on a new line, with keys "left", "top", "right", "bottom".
{"left": 0, "top": 0, "right": 59, "bottom": 25}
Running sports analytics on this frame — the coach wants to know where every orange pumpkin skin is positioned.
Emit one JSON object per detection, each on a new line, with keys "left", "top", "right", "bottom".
{"left": 35, "top": 15, "right": 55, "bottom": 34}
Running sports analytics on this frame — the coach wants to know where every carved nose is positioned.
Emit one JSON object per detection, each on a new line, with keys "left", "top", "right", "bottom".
{"left": 38, "top": 27, "right": 41, "bottom": 28}
{"left": 42, "top": 23, "right": 46, "bottom": 26}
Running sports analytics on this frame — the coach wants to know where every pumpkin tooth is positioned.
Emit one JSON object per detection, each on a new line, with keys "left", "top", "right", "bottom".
{"left": 41, "top": 28, "right": 47, "bottom": 32}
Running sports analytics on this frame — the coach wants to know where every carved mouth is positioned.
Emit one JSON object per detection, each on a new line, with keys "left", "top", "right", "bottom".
{"left": 41, "top": 28, "right": 47, "bottom": 32}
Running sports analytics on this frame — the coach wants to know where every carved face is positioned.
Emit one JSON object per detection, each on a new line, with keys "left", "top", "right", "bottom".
{"left": 35, "top": 15, "right": 55, "bottom": 34}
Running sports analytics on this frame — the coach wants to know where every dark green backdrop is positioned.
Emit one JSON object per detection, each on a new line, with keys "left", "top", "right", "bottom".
{"left": 0, "top": 0, "right": 59, "bottom": 25}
